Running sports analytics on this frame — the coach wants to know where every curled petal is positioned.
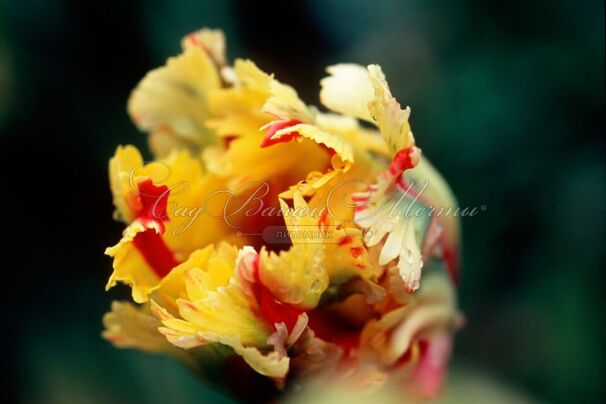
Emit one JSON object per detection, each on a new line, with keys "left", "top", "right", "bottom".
{"left": 367, "top": 64, "right": 415, "bottom": 155}
{"left": 128, "top": 42, "right": 220, "bottom": 157}
{"left": 155, "top": 302, "right": 289, "bottom": 379}
{"left": 320, "top": 64, "right": 415, "bottom": 156}
{"left": 105, "top": 221, "right": 173, "bottom": 303}
{"left": 406, "top": 334, "right": 452, "bottom": 398}
{"left": 278, "top": 156, "right": 346, "bottom": 199}
{"left": 261, "top": 192, "right": 382, "bottom": 309}
{"left": 109, "top": 145, "right": 144, "bottom": 223}
{"left": 205, "top": 59, "right": 271, "bottom": 139}
{"left": 233, "top": 59, "right": 272, "bottom": 92}
{"left": 106, "top": 146, "right": 237, "bottom": 302}
{"left": 360, "top": 271, "right": 458, "bottom": 366}
{"left": 320, "top": 64, "right": 375, "bottom": 122}
{"left": 270, "top": 123, "right": 354, "bottom": 164}
{"left": 263, "top": 78, "right": 314, "bottom": 123}
{"left": 181, "top": 28, "right": 226, "bottom": 68}
{"left": 203, "top": 130, "right": 330, "bottom": 192}
{"left": 102, "top": 301, "right": 172, "bottom": 353}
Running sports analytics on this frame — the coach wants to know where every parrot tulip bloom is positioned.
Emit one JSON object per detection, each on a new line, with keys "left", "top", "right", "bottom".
{"left": 102, "top": 28, "right": 462, "bottom": 400}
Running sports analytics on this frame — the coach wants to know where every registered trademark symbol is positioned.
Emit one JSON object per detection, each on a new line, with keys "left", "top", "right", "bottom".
{"left": 481, "top": 205, "right": 487, "bottom": 212}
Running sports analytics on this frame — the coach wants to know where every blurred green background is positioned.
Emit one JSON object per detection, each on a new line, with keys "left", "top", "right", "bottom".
{"left": 1, "top": 0, "right": 604, "bottom": 403}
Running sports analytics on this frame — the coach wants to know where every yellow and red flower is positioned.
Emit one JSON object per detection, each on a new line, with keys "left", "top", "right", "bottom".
{"left": 102, "top": 28, "right": 462, "bottom": 399}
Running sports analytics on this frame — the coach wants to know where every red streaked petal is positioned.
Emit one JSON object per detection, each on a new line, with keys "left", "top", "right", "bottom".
{"left": 260, "top": 119, "right": 301, "bottom": 148}
{"left": 389, "top": 146, "right": 420, "bottom": 177}
{"left": 408, "top": 335, "right": 452, "bottom": 397}
{"left": 132, "top": 228, "right": 179, "bottom": 278}
{"left": 133, "top": 178, "right": 178, "bottom": 278}
{"left": 137, "top": 178, "right": 170, "bottom": 227}
{"left": 251, "top": 255, "right": 304, "bottom": 332}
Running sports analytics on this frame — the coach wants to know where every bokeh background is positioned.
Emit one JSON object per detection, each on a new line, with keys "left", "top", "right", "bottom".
{"left": 1, "top": 0, "right": 604, "bottom": 403}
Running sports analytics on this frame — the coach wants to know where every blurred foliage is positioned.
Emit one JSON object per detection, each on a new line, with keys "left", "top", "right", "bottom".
{"left": 1, "top": 0, "right": 604, "bottom": 403}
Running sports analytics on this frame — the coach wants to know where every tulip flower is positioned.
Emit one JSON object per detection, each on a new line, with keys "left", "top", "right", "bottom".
{"left": 102, "top": 28, "right": 462, "bottom": 400}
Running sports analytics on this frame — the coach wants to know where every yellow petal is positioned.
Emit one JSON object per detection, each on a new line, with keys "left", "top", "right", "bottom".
{"left": 260, "top": 243, "right": 330, "bottom": 309}
{"left": 263, "top": 77, "right": 314, "bottom": 123}
{"left": 354, "top": 156, "right": 426, "bottom": 292}
{"left": 154, "top": 296, "right": 290, "bottom": 380}
{"left": 163, "top": 331, "right": 290, "bottom": 379}
{"left": 213, "top": 333, "right": 289, "bottom": 379}
{"left": 110, "top": 144, "right": 241, "bottom": 258}
{"left": 204, "top": 133, "right": 330, "bottom": 192}
{"left": 153, "top": 245, "right": 271, "bottom": 348}
{"left": 233, "top": 59, "right": 272, "bottom": 92}
{"left": 260, "top": 208, "right": 331, "bottom": 307}
{"left": 367, "top": 64, "right": 415, "bottom": 154}
{"left": 320, "top": 63, "right": 375, "bottom": 122}
{"left": 320, "top": 64, "right": 415, "bottom": 156}
{"left": 154, "top": 245, "right": 214, "bottom": 303}
{"left": 361, "top": 271, "right": 457, "bottom": 366}
{"left": 109, "top": 145, "right": 144, "bottom": 223}
{"left": 181, "top": 28, "right": 226, "bottom": 67}
{"left": 102, "top": 301, "right": 172, "bottom": 353}
{"left": 270, "top": 123, "right": 354, "bottom": 164}
{"left": 106, "top": 146, "right": 241, "bottom": 303}
{"left": 260, "top": 192, "right": 381, "bottom": 308}
{"left": 395, "top": 219, "right": 424, "bottom": 292}
{"left": 109, "top": 145, "right": 206, "bottom": 225}
{"left": 277, "top": 154, "right": 346, "bottom": 199}
{"left": 105, "top": 221, "right": 162, "bottom": 303}
{"left": 128, "top": 45, "right": 220, "bottom": 157}
{"left": 205, "top": 59, "right": 272, "bottom": 138}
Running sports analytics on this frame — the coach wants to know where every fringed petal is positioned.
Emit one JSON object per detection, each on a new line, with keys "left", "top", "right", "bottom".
{"left": 102, "top": 301, "right": 172, "bottom": 353}
{"left": 181, "top": 28, "right": 226, "bottom": 68}
{"left": 127, "top": 38, "right": 220, "bottom": 157}
{"left": 320, "top": 64, "right": 375, "bottom": 122}
{"left": 367, "top": 64, "right": 415, "bottom": 154}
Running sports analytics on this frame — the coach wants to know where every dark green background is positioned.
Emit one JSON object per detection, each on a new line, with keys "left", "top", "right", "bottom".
{"left": 1, "top": 0, "right": 604, "bottom": 402}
